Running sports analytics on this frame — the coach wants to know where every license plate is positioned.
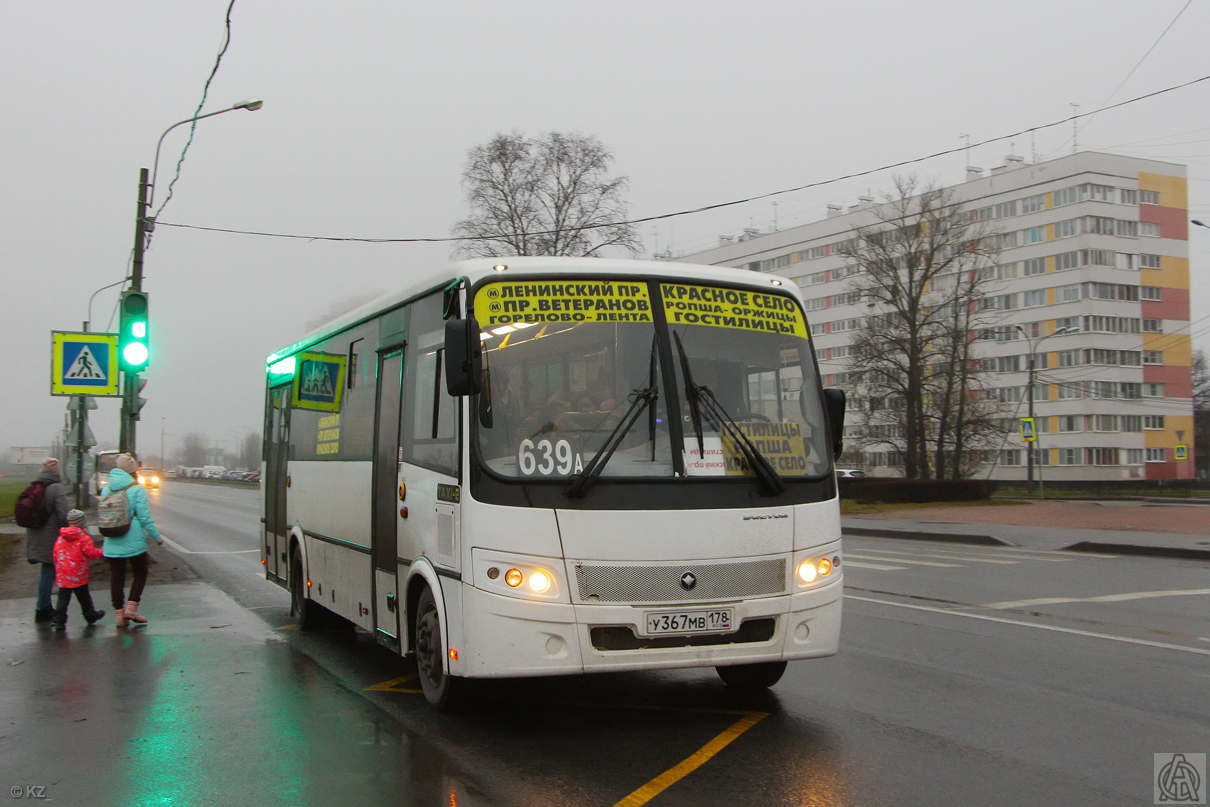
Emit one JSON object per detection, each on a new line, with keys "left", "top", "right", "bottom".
{"left": 643, "top": 608, "right": 733, "bottom": 636}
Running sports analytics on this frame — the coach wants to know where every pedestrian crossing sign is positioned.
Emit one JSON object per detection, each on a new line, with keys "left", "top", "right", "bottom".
{"left": 1019, "top": 417, "right": 1036, "bottom": 442}
{"left": 51, "top": 331, "right": 119, "bottom": 396}
{"left": 1174, "top": 444, "right": 1188, "bottom": 460}
{"left": 292, "top": 351, "right": 347, "bottom": 412}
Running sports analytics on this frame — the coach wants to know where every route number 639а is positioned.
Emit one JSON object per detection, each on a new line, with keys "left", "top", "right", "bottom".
{"left": 518, "top": 438, "right": 582, "bottom": 476}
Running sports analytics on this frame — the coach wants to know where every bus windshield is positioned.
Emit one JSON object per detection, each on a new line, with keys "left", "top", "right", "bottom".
{"left": 472, "top": 277, "right": 830, "bottom": 485}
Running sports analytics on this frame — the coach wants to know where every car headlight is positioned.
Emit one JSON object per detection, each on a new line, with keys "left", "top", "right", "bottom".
{"left": 794, "top": 545, "right": 841, "bottom": 589}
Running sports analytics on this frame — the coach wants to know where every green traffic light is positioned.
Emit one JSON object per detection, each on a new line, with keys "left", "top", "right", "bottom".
{"left": 123, "top": 342, "right": 149, "bottom": 366}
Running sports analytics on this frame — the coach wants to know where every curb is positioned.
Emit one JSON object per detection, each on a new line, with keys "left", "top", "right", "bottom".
{"left": 1061, "top": 541, "right": 1210, "bottom": 562}
{"left": 842, "top": 527, "right": 1016, "bottom": 547}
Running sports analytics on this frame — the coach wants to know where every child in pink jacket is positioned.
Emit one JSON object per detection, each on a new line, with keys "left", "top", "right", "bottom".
{"left": 51, "top": 509, "right": 106, "bottom": 629}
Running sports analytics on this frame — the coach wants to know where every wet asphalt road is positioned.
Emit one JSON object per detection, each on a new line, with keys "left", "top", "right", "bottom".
{"left": 10, "top": 482, "right": 1204, "bottom": 806}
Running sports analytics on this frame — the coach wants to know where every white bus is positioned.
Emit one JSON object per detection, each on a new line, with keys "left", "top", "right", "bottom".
{"left": 262, "top": 257, "right": 846, "bottom": 708}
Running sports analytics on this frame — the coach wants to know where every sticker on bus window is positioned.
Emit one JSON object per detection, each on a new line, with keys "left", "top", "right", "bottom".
{"left": 475, "top": 281, "right": 653, "bottom": 328}
{"left": 660, "top": 283, "right": 808, "bottom": 338}
{"left": 684, "top": 422, "right": 811, "bottom": 476}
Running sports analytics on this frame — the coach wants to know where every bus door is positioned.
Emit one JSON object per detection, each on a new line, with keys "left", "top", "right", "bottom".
{"left": 264, "top": 384, "right": 291, "bottom": 582}
{"left": 372, "top": 348, "right": 405, "bottom": 643}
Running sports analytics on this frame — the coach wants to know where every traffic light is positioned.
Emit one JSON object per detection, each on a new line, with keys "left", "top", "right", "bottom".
{"left": 119, "top": 290, "right": 150, "bottom": 372}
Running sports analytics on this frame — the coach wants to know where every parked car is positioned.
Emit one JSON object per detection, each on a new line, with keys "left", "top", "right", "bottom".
{"left": 835, "top": 469, "right": 866, "bottom": 478}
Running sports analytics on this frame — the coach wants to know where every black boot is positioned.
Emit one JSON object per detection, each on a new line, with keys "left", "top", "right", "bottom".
{"left": 35, "top": 607, "right": 54, "bottom": 624}
{"left": 85, "top": 610, "right": 106, "bottom": 625}
{"left": 51, "top": 611, "right": 67, "bottom": 631}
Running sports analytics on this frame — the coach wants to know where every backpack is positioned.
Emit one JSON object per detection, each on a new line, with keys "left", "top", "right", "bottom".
{"left": 14, "top": 481, "right": 49, "bottom": 528}
{"left": 97, "top": 488, "right": 132, "bottom": 537}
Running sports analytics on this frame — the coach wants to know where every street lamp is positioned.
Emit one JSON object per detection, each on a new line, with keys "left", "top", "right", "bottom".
{"left": 119, "top": 99, "right": 263, "bottom": 455}
{"left": 1016, "top": 324, "right": 1074, "bottom": 497}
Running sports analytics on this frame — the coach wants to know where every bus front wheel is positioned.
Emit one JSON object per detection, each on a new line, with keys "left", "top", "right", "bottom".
{"left": 415, "top": 586, "right": 462, "bottom": 710}
{"left": 290, "top": 551, "right": 325, "bottom": 631}
{"left": 716, "top": 661, "right": 787, "bottom": 689}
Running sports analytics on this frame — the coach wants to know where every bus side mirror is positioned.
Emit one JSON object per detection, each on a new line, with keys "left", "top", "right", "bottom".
{"left": 444, "top": 318, "right": 482, "bottom": 396}
{"left": 822, "top": 388, "right": 846, "bottom": 462}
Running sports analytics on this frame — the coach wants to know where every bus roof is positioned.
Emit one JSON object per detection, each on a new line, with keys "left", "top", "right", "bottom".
{"left": 267, "top": 256, "right": 799, "bottom": 365}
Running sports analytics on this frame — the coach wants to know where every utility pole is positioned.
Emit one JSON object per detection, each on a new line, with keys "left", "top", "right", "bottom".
{"left": 119, "top": 168, "right": 150, "bottom": 457}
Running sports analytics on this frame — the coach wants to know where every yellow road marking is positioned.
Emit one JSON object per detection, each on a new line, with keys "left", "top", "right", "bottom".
{"left": 365, "top": 673, "right": 421, "bottom": 693}
{"left": 612, "top": 710, "right": 767, "bottom": 807}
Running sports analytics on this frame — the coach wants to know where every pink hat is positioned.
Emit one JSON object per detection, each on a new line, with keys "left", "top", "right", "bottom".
{"left": 115, "top": 453, "right": 139, "bottom": 474}
{"left": 42, "top": 457, "right": 61, "bottom": 472}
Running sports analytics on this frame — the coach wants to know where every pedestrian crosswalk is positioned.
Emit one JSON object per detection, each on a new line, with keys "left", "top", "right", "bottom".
{"left": 840, "top": 542, "right": 1109, "bottom": 572}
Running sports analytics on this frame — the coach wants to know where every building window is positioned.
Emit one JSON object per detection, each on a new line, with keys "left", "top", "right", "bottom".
{"left": 1055, "top": 316, "right": 1080, "bottom": 332}
{"left": 1121, "top": 415, "right": 1142, "bottom": 432}
{"left": 1140, "top": 286, "right": 1162, "bottom": 301}
{"left": 1120, "top": 382, "right": 1141, "bottom": 399}
{"left": 1022, "top": 258, "right": 1045, "bottom": 276}
{"left": 1053, "top": 187, "right": 1078, "bottom": 207}
{"left": 1093, "top": 415, "right": 1118, "bottom": 432}
{"left": 1140, "top": 190, "right": 1160, "bottom": 205}
{"left": 1058, "top": 349, "right": 1081, "bottom": 367}
{"left": 1034, "top": 449, "right": 1051, "bottom": 466}
{"left": 1083, "top": 216, "right": 1116, "bottom": 235}
{"left": 1115, "top": 220, "right": 1138, "bottom": 238}
{"left": 996, "top": 201, "right": 1018, "bottom": 219}
{"left": 1119, "top": 189, "right": 1138, "bottom": 205}
{"left": 1139, "top": 254, "right": 1161, "bottom": 269}
{"left": 1055, "top": 219, "right": 1079, "bottom": 238}
{"left": 1025, "top": 227, "right": 1044, "bottom": 244}
{"left": 1021, "top": 194, "right": 1045, "bottom": 214}
{"left": 1143, "top": 350, "right": 1164, "bottom": 365}
{"left": 1145, "top": 447, "right": 1166, "bottom": 463}
{"left": 1143, "top": 415, "right": 1165, "bottom": 430}
{"left": 1140, "top": 222, "right": 1161, "bottom": 238}
{"left": 1116, "top": 253, "right": 1136, "bottom": 271}
{"left": 1055, "top": 251, "right": 1080, "bottom": 271}
{"left": 1126, "top": 448, "right": 1145, "bottom": 465}
{"left": 1142, "top": 318, "right": 1163, "bottom": 333}
{"left": 1058, "top": 448, "right": 1082, "bottom": 465}
{"left": 1056, "top": 284, "right": 1080, "bottom": 303}
{"left": 1081, "top": 184, "right": 1116, "bottom": 202}
{"left": 1143, "top": 383, "right": 1165, "bottom": 398}
{"left": 1088, "top": 447, "right": 1120, "bottom": 466}
{"left": 1000, "top": 449, "right": 1020, "bottom": 466}
{"left": 1022, "top": 289, "right": 1047, "bottom": 308}
{"left": 1082, "top": 249, "right": 1116, "bottom": 266}
{"left": 1058, "top": 383, "right": 1085, "bottom": 400}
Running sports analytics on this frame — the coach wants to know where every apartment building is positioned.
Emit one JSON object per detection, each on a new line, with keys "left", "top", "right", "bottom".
{"left": 680, "top": 152, "right": 1195, "bottom": 481}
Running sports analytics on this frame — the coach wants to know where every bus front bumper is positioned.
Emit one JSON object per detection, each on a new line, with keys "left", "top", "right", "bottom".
{"left": 455, "top": 577, "right": 842, "bottom": 679}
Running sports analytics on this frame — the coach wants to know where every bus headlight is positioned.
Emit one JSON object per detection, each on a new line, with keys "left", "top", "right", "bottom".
{"left": 528, "top": 570, "right": 551, "bottom": 593}
{"left": 797, "top": 560, "right": 817, "bottom": 583}
{"left": 505, "top": 568, "right": 524, "bottom": 588}
{"left": 794, "top": 545, "right": 842, "bottom": 589}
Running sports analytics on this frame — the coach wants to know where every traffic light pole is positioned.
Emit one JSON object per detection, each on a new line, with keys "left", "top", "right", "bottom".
{"left": 120, "top": 168, "right": 150, "bottom": 456}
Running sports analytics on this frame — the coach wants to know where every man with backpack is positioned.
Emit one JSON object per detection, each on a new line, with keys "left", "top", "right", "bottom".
{"left": 17, "top": 458, "right": 72, "bottom": 623}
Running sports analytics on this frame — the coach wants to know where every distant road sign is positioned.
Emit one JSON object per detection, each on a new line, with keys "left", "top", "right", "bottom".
{"left": 1174, "top": 444, "right": 1188, "bottom": 460}
{"left": 1019, "top": 417, "right": 1036, "bottom": 442}
{"left": 51, "top": 332, "right": 119, "bottom": 396}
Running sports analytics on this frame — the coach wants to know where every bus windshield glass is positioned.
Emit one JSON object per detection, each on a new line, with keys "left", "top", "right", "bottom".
{"left": 663, "top": 280, "right": 830, "bottom": 480}
{"left": 472, "top": 277, "right": 829, "bottom": 483}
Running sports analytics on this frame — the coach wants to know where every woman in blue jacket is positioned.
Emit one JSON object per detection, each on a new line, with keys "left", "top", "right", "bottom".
{"left": 100, "top": 453, "right": 165, "bottom": 627}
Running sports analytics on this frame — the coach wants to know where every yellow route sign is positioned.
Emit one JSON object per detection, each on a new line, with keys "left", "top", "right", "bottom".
{"left": 51, "top": 331, "right": 120, "bottom": 397}
{"left": 476, "top": 280, "right": 653, "bottom": 327}
{"left": 661, "top": 283, "right": 808, "bottom": 338}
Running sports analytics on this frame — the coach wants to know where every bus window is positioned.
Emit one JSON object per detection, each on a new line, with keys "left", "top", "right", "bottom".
{"left": 404, "top": 293, "right": 458, "bottom": 477}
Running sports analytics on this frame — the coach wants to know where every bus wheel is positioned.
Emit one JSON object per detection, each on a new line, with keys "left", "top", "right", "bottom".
{"left": 290, "top": 551, "right": 325, "bottom": 631}
{"left": 415, "top": 586, "right": 461, "bottom": 710}
{"left": 716, "top": 661, "right": 787, "bottom": 689}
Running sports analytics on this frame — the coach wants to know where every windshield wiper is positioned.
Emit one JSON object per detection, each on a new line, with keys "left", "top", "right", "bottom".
{"left": 565, "top": 386, "right": 657, "bottom": 498}
{"left": 673, "top": 332, "right": 785, "bottom": 496}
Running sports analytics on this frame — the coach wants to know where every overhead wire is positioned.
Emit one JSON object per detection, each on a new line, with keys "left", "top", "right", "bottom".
{"left": 152, "top": 0, "right": 238, "bottom": 224}
{"left": 154, "top": 73, "right": 1210, "bottom": 245}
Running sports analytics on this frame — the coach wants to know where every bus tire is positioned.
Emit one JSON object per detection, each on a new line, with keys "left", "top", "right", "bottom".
{"left": 415, "top": 585, "right": 462, "bottom": 710}
{"left": 715, "top": 661, "right": 787, "bottom": 690}
{"left": 290, "top": 550, "right": 326, "bottom": 632}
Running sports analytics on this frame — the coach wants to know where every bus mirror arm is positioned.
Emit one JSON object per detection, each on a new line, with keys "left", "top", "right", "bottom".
{"left": 444, "top": 318, "right": 483, "bottom": 397}
{"left": 823, "top": 388, "right": 846, "bottom": 462}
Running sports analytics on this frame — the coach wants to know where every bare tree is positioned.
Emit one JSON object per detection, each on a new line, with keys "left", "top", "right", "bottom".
{"left": 453, "top": 131, "right": 641, "bottom": 258}
{"left": 1194, "top": 349, "right": 1209, "bottom": 481}
{"left": 180, "top": 432, "right": 208, "bottom": 467}
{"left": 839, "top": 176, "right": 1001, "bottom": 479}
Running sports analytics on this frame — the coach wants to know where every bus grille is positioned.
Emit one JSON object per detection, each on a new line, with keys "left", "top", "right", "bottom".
{"left": 573, "top": 559, "right": 786, "bottom": 603}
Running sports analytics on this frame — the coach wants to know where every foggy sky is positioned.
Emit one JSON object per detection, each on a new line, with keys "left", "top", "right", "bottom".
{"left": 3, "top": 1, "right": 1208, "bottom": 460}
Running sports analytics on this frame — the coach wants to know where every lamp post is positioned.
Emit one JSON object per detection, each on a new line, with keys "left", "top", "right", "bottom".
{"left": 1016, "top": 325, "right": 1074, "bottom": 497}
{"left": 120, "top": 99, "right": 263, "bottom": 456}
